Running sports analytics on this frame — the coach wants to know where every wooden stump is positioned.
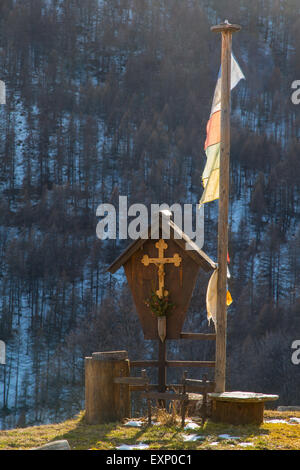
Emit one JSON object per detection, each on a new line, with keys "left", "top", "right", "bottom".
{"left": 211, "top": 400, "right": 265, "bottom": 425}
{"left": 209, "top": 391, "right": 279, "bottom": 425}
{"left": 85, "top": 350, "right": 130, "bottom": 424}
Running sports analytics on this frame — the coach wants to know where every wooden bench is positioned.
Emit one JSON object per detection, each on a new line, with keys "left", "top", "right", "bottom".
{"left": 115, "top": 369, "right": 215, "bottom": 427}
{"left": 208, "top": 391, "right": 279, "bottom": 425}
{"left": 140, "top": 371, "right": 214, "bottom": 427}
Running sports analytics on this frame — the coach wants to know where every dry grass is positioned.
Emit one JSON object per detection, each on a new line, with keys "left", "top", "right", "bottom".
{"left": 0, "top": 409, "right": 300, "bottom": 450}
{"left": 154, "top": 402, "right": 181, "bottom": 426}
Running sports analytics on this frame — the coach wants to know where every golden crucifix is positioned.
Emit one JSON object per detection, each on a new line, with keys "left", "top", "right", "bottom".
{"left": 141, "top": 239, "right": 182, "bottom": 298}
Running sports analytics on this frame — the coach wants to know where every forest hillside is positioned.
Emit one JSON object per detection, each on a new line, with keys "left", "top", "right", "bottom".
{"left": 0, "top": 0, "right": 299, "bottom": 429}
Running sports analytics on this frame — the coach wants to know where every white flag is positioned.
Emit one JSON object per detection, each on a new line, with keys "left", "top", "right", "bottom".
{"left": 0, "top": 80, "right": 6, "bottom": 105}
{"left": 0, "top": 340, "right": 5, "bottom": 365}
{"left": 210, "top": 53, "right": 245, "bottom": 116}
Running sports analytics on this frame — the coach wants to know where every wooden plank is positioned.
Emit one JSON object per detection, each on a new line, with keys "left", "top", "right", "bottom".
{"left": 113, "top": 377, "right": 149, "bottom": 385}
{"left": 131, "top": 384, "right": 184, "bottom": 392}
{"left": 185, "top": 384, "right": 215, "bottom": 394}
{"left": 131, "top": 360, "right": 215, "bottom": 368}
{"left": 131, "top": 383, "right": 216, "bottom": 393}
{"left": 141, "top": 392, "right": 186, "bottom": 401}
{"left": 166, "top": 360, "right": 215, "bottom": 368}
{"left": 180, "top": 333, "right": 216, "bottom": 341}
{"left": 168, "top": 383, "right": 215, "bottom": 393}
{"left": 130, "top": 360, "right": 159, "bottom": 368}
{"left": 130, "top": 384, "right": 159, "bottom": 392}
{"left": 131, "top": 384, "right": 182, "bottom": 392}
{"left": 167, "top": 220, "right": 216, "bottom": 272}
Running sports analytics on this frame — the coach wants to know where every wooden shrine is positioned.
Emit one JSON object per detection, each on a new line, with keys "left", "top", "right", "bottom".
{"left": 106, "top": 210, "right": 217, "bottom": 417}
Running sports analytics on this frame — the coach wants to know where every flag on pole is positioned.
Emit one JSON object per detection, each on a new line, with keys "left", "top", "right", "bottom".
{"left": 0, "top": 340, "right": 5, "bottom": 365}
{"left": 199, "top": 53, "right": 244, "bottom": 206}
{"left": 206, "top": 268, "right": 233, "bottom": 325}
{"left": 0, "top": 80, "right": 6, "bottom": 105}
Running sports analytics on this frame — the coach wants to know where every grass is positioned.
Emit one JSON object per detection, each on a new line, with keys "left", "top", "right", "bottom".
{"left": 0, "top": 409, "right": 300, "bottom": 450}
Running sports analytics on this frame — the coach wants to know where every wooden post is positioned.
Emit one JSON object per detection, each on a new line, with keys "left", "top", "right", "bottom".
{"left": 85, "top": 350, "right": 130, "bottom": 424}
{"left": 211, "top": 22, "right": 241, "bottom": 392}
{"left": 158, "top": 340, "right": 166, "bottom": 393}
{"left": 158, "top": 339, "right": 167, "bottom": 408}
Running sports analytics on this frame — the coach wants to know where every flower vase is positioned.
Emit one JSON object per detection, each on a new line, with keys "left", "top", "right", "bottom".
{"left": 157, "top": 315, "right": 166, "bottom": 343}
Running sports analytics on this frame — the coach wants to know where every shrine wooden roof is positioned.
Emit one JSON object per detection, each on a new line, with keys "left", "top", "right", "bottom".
{"left": 107, "top": 211, "right": 216, "bottom": 274}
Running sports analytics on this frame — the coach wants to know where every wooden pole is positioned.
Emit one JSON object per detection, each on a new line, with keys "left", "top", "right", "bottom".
{"left": 158, "top": 339, "right": 166, "bottom": 393}
{"left": 211, "top": 22, "right": 241, "bottom": 393}
{"left": 157, "top": 339, "right": 167, "bottom": 409}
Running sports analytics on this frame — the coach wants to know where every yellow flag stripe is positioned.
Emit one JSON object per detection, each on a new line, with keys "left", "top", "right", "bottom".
{"left": 199, "top": 143, "right": 220, "bottom": 205}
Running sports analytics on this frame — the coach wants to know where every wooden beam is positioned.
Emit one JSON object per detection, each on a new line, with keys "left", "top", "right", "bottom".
{"left": 130, "top": 360, "right": 159, "bottom": 368}
{"left": 130, "top": 383, "right": 216, "bottom": 393}
{"left": 185, "top": 383, "right": 215, "bottom": 394}
{"left": 107, "top": 238, "right": 146, "bottom": 273}
{"left": 131, "top": 383, "right": 180, "bottom": 392}
{"left": 212, "top": 21, "right": 241, "bottom": 393}
{"left": 131, "top": 360, "right": 215, "bottom": 368}
{"left": 107, "top": 212, "right": 217, "bottom": 274}
{"left": 166, "top": 360, "right": 215, "bottom": 368}
{"left": 180, "top": 333, "right": 216, "bottom": 340}
{"left": 141, "top": 392, "right": 186, "bottom": 401}
{"left": 130, "top": 384, "right": 160, "bottom": 392}
{"left": 113, "top": 377, "right": 149, "bottom": 385}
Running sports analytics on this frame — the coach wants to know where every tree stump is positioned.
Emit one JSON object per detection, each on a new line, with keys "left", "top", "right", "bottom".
{"left": 208, "top": 391, "right": 279, "bottom": 425}
{"left": 85, "top": 350, "right": 130, "bottom": 424}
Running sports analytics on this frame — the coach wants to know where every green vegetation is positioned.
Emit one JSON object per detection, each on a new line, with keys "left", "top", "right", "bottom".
{"left": 0, "top": 410, "right": 300, "bottom": 450}
{"left": 145, "top": 290, "right": 175, "bottom": 317}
